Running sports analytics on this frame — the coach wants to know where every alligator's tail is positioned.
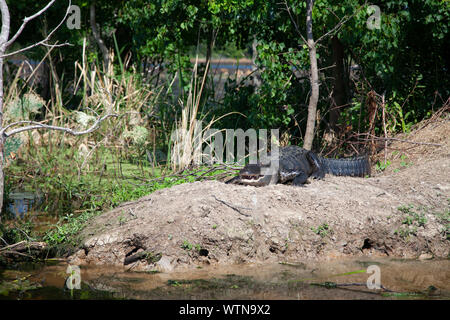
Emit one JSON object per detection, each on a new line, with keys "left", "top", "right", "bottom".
{"left": 319, "top": 155, "right": 371, "bottom": 177}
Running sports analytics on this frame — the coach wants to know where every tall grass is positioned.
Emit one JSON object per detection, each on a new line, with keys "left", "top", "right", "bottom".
{"left": 169, "top": 56, "right": 239, "bottom": 171}
{"left": 3, "top": 43, "right": 165, "bottom": 216}
{"left": 170, "top": 57, "right": 209, "bottom": 171}
{"left": 3, "top": 41, "right": 240, "bottom": 221}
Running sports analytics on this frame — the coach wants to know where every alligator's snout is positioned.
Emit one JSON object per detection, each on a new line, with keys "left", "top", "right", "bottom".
{"left": 239, "top": 174, "right": 262, "bottom": 180}
{"left": 226, "top": 163, "right": 275, "bottom": 186}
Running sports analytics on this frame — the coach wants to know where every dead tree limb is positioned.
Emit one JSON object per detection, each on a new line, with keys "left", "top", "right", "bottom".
{"left": 0, "top": 0, "right": 72, "bottom": 59}
{"left": 0, "top": 240, "right": 47, "bottom": 253}
{"left": 1, "top": 113, "right": 118, "bottom": 138}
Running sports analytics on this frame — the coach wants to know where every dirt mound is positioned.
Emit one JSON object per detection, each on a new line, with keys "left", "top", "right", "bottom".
{"left": 373, "top": 112, "right": 450, "bottom": 174}
{"left": 70, "top": 118, "right": 450, "bottom": 272}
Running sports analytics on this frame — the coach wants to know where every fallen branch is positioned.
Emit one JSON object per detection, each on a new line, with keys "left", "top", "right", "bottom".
{"left": 0, "top": 240, "right": 47, "bottom": 253}
{"left": 212, "top": 195, "right": 252, "bottom": 217}
{"left": 311, "top": 281, "right": 393, "bottom": 292}
{"left": 122, "top": 163, "right": 241, "bottom": 187}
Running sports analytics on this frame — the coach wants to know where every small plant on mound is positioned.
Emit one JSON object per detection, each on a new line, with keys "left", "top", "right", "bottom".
{"left": 43, "top": 210, "right": 100, "bottom": 247}
{"left": 311, "top": 223, "right": 331, "bottom": 238}
{"left": 375, "top": 160, "right": 391, "bottom": 172}
{"left": 181, "top": 240, "right": 193, "bottom": 251}
{"left": 433, "top": 206, "right": 449, "bottom": 240}
{"left": 399, "top": 154, "right": 412, "bottom": 168}
{"left": 398, "top": 205, "right": 427, "bottom": 227}
{"left": 394, "top": 205, "right": 428, "bottom": 239}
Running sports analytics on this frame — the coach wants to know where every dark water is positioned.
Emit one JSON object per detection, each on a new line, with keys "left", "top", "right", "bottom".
{"left": 1, "top": 258, "right": 449, "bottom": 300}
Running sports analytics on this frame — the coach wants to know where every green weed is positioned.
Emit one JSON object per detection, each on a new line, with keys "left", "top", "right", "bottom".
{"left": 395, "top": 205, "right": 429, "bottom": 239}
{"left": 398, "top": 205, "right": 427, "bottom": 227}
{"left": 311, "top": 223, "right": 331, "bottom": 238}
{"left": 375, "top": 160, "right": 391, "bottom": 172}
{"left": 400, "top": 154, "right": 412, "bottom": 168}
{"left": 181, "top": 240, "right": 194, "bottom": 251}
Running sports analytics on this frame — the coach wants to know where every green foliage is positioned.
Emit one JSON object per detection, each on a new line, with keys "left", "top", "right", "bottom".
{"left": 8, "top": 0, "right": 448, "bottom": 153}
{"left": 398, "top": 205, "right": 427, "bottom": 226}
{"left": 395, "top": 204, "right": 428, "bottom": 239}
{"left": 43, "top": 210, "right": 98, "bottom": 246}
{"left": 180, "top": 240, "right": 203, "bottom": 253}
{"left": 4, "top": 137, "right": 22, "bottom": 160}
{"left": 181, "top": 240, "right": 194, "bottom": 251}
{"left": 400, "top": 154, "right": 412, "bottom": 168}
{"left": 311, "top": 223, "right": 331, "bottom": 238}
{"left": 375, "top": 160, "right": 391, "bottom": 172}
{"left": 5, "top": 93, "right": 45, "bottom": 122}
{"left": 433, "top": 207, "right": 450, "bottom": 240}
{"left": 0, "top": 220, "right": 35, "bottom": 245}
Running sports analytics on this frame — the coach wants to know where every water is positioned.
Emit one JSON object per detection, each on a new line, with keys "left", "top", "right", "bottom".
{"left": 7, "top": 191, "right": 42, "bottom": 219}
{"left": 1, "top": 258, "right": 449, "bottom": 300}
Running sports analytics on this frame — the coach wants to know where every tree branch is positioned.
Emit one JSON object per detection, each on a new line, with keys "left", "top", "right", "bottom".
{"left": 283, "top": 0, "right": 308, "bottom": 46}
{"left": 5, "top": 0, "right": 57, "bottom": 48}
{"left": 0, "top": 0, "right": 72, "bottom": 59}
{"left": 315, "top": 2, "right": 367, "bottom": 45}
{"left": 2, "top": 113, "right": 118, "bottom": 138}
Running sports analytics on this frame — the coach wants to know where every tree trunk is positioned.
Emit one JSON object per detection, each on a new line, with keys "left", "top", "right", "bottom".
{"left": 303, "top": 0, "right": 319, "bottom": 151}
{"left": 329, "top": 36, "right": 347, "bottom": 133}
{"left": 90, "top": 0, "right": 109, "bottom": 71}
{"left": 205, "top": 28, "right": 216, "bottom": 77}
{"left": 0, "top": 0, "right": 11, "bottom": 220}
{"left": 251, "top": 37, "right": 262, "bottom": 89}
{"left": 0, "top": 115, "right": 4, "bottom": 223}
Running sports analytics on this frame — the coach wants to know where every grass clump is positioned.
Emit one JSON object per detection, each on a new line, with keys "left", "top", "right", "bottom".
{"left": 394, "top": 205, "right": 429, "bottom": 239}
{"left": 311, "top": 223, "right": 331, "bottom": 238}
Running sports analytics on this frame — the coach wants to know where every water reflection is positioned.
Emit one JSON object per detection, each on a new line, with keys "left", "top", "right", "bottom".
{"left": 1, "top": 258, "right": 449, "bottom": 300}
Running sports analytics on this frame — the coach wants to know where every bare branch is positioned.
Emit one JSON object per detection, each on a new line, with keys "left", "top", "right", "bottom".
{"left": 0, "top": 0, "right": 72, "bottom": 59}
{"left": 314, "top": 15, "right": 350, "bottom": 44}
{"left": 315, "top": 2, "right": 367, "bottom": 44}
{"left": 2, "top": 41, "right": 71, "bottom": 59}
{"left": 2, "top": 113, "right": 118, "bottom": 138}
{"left": 283, "top": 0, "right": 308, "bottom": 46}
{"left": 5, "top": 0, "right": 57, "bottom": 48}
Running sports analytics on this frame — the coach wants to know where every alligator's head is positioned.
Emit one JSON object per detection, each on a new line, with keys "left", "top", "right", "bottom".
{"left": 227, "top": 163, "right": 278, "bottom": 186}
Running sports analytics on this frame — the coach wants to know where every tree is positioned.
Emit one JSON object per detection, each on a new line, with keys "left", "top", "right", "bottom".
{"left": 0, "top": 0, "right": 116, "bottom": 219}
{"left": 283, "top": 0, "right": 361, "bottom": 150}
{"left": 90, "top": 0, "right": 110, "bottom": 71}
{"left": 303, "top": 0, "right": 319, "bottom": 150}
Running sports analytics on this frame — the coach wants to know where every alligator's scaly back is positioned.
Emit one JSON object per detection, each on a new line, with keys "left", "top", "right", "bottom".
{"left": 318, "top": 155, "right": 371, "bottom": 177}
{"left": 227, "top": 146, "right": 371, "bottom": 186}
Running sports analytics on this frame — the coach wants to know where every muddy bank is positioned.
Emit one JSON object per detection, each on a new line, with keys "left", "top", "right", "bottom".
{"left": 70, "top": 121, "right": 449, "bottom": 272}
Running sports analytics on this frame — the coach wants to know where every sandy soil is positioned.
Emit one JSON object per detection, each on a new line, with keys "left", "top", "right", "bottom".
{"left": 70, "top": 117, "right": 449, "bottom": 272}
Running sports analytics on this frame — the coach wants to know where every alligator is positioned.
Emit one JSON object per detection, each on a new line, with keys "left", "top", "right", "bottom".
{"left": 226, "top": 145, "right": 370, "bottom": 186}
